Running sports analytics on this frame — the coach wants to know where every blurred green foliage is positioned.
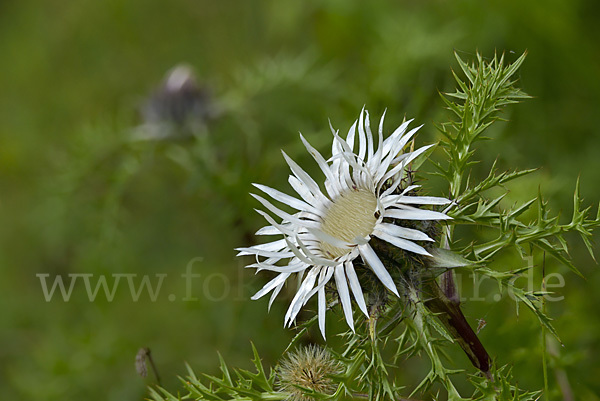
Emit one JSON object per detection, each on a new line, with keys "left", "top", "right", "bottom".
{"left": 1, "top": 0, "right": 599, "bottom": 400}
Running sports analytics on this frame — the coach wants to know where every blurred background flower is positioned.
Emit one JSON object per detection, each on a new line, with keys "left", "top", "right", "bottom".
{"left": 1, "top": 0, "right": 599, "bottom": 400}
{"left": 135, "top": 64, "right": 217, "bottom": 140}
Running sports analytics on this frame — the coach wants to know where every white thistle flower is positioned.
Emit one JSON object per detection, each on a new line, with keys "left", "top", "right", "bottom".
{"left": 237, "top": 108, "right": 452, "bottom": 338}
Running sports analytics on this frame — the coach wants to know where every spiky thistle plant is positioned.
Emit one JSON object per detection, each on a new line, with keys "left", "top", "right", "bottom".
{"left": 277, "top": 345, "right": 343, "bottom": 401}
{"left": 149, "top": 51, "right": 600, "bottom": 401}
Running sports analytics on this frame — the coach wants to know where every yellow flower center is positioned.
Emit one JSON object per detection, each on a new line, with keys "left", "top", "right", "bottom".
{"left": 320, "top": 188, "right": 378, "bottom": 258}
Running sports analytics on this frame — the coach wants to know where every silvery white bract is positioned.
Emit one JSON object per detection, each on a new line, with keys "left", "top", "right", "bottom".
{"left": 237, "top": 108, "right": 452, "bottom": 338}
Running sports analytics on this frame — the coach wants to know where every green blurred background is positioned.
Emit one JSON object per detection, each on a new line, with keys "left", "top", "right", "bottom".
{"left": 1, "top": 0, "right": 599, "bottom": 399}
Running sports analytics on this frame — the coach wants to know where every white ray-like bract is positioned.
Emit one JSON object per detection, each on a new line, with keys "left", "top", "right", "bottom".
{"left": 237, "top": 108, "right": 452, "bottom": 338}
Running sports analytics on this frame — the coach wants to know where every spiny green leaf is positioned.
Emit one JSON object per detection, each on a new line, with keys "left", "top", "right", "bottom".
{"left": 147, "top": 386, "right": 182, "bottom": 401}
{"left": 217, "top": 352, "right": 234, "bottom": 387}
{"left": 431, "top": 247, "right": 479, "bottom": 268}
{"left": 511, "top": 287, "right": 561, "bottom": 343}
{"left": 534, "top": 239, "right": 583, "bottom": 278}
{"left": 454, "top": 52, "right": 475, "bottom": 84}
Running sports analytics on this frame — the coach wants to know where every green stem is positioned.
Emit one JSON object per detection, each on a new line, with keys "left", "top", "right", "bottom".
{"left": 542, "top": 253, "right": 549, "bottom": 400}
